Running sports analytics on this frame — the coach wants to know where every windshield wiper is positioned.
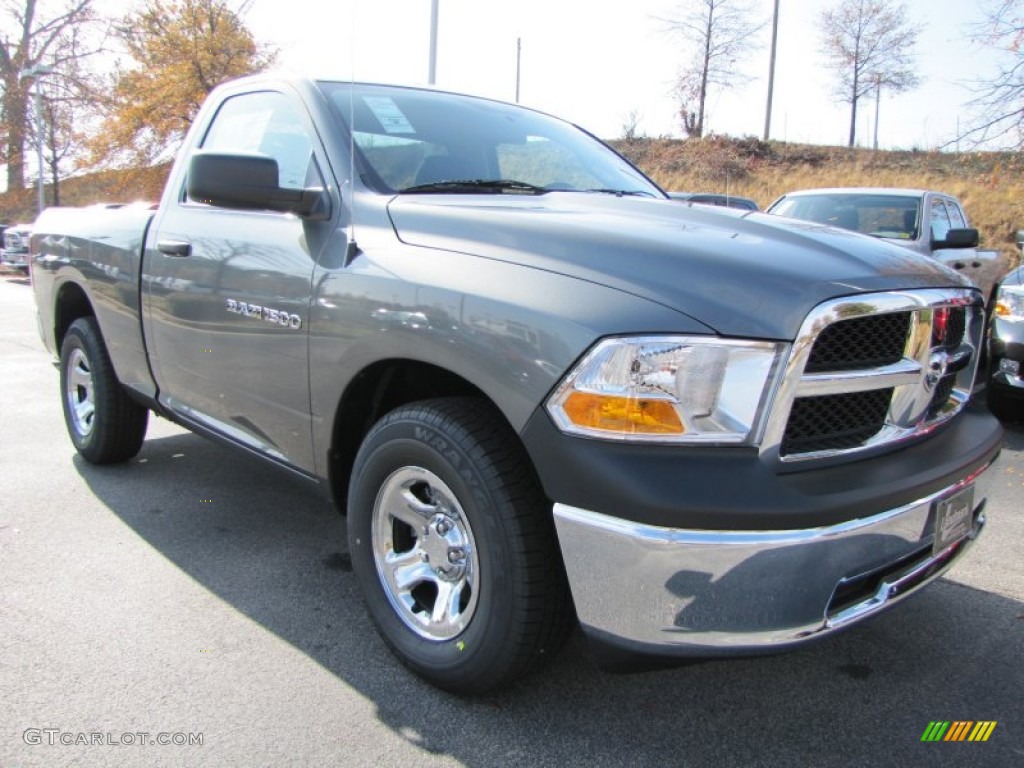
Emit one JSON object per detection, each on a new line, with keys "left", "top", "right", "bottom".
{"left": 580, "top": 188, "right": 658, "bottom": 198}
{"left": 399, "top": 179, "right": 549, "bottom": 195}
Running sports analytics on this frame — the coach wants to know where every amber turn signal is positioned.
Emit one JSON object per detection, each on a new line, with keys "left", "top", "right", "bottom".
{"left": 562, "top": 391, "right": 685, "bottom": 435}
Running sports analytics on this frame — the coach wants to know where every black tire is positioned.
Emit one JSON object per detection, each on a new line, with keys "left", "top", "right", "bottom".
{"left": 59, "top": 317, "right": 149, "bottom": 464}
{"left": 987, "top": 385, "right": 1023, "bottom": 423}
{"left": 347, "top": 397, "right": 572, "bottom": 694}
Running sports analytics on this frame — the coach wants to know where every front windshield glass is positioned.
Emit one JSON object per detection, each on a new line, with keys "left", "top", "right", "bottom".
{"left": 319, "top": 82, "right": 663, "bottom": 197}
{"left": 770, "top": 193, "right": 922, "bottom": 240}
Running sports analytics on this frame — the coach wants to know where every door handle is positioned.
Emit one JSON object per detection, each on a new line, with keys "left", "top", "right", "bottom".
{"left": 157, "top": 240, "right": 192, "bottom": 257}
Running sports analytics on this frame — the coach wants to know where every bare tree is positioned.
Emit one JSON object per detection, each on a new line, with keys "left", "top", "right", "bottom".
{"left": 958, "top": 1, "right": 1024, "bottom": 148}
{"left": 819, "top": 0, "right": 921, "bottom": 148}
{"left": 39, "top": 46, "right": 101, "bottom": 204}
{"left": 621, "top": 109, "right": 643, "bottom": 141}
{"left": 0, "top": 0, "right": 98, "bottom": 194}
{"left": 35, "top": 19, "right": 106, "bottom": 205}
{"left": 664, "top": 0, "right": 765, "bottom": 138}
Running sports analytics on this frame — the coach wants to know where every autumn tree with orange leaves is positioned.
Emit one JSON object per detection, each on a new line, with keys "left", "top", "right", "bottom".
{"left": 90, "top": 0, "right": 276, "bottom": 168}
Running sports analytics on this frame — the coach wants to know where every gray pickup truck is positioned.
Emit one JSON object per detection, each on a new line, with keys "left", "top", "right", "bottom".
{"left": 31, "top": 74, "right": 1002, "bottom": 694}
{"left": 766, "top": 188, "right": 1003, "bottom": 300}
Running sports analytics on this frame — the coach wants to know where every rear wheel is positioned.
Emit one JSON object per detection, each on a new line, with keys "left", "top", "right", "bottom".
{"left": 347, "top": 398, "right": 572, "bottom": 694}
{"left": 60, "top": 317, "right": 148, "bottom": 463}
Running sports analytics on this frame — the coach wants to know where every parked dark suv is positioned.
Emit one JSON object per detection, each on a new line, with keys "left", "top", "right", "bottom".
{"left": 669, "top": 192, "right": 759, "bottom": 210}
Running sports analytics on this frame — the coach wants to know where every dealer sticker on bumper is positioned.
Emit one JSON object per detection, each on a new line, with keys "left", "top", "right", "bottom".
{"left": 933, "top": 485, "right": 974, "bottom": 555}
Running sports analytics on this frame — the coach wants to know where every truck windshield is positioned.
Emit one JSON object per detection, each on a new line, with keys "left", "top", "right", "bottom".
{"left": 770, "top": 193, "right": 922, "bottom": 241}
{"left": 319, "top": 82, "right": 663, "bottom": 198}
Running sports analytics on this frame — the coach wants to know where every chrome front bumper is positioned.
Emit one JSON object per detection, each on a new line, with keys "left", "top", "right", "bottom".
{"left": 553, "top": 461, "right": 993, "bottom": 658}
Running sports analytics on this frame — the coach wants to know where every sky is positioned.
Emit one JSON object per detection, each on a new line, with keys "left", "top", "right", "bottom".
{"left": 240, "top": 0, "right": 1009, "bottom": 150}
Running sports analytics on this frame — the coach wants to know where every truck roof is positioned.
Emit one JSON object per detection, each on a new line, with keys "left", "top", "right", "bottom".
{"left": 778, "top": 187, "right": 934, "bottom": 198}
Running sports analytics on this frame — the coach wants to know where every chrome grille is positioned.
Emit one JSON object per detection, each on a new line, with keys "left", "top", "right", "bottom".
{"left": 782, "top": 388, "right": 894, "bottom": 455}
{"left": 764, "top": 289, "right": 983, "bottom": 463}
{"left": 805, "top": 312, "right": 911, "bottom": 373}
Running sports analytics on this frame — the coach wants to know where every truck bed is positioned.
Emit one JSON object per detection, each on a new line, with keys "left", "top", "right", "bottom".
{"left": 31, "top": 204, "right": 158, "bottom": 400}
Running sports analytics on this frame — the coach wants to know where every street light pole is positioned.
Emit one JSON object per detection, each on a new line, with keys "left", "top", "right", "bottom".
{"left": 763, "top": 0, "right": 780, "bottom": 141}
{"left": 873, "top": 74, "right": 882, "bottom": 151}
{"left": 18, "top": 63, "right": 54, "bottom": 215}
{"left": 428, "top": 0, "right": 439, "bottom": 85}
{"left": 33, "top": 85, "right": 45, "bottom": 211}
{"left": 515, "top": 37, "right": 521, "bottom": 103}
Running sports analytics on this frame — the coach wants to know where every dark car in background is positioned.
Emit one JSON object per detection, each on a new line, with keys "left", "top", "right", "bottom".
{"left": 989, "top": 264, "right": 1024, "bottom": 421}
{"left": 669, "top": 192, "right": 759, "bottom": 211}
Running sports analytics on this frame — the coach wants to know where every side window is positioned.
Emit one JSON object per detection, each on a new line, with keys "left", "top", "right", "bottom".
{"left": 198, "top": 91, "right": 321, "bottom": 194}
{"left": 945, "top": 199, "right": 967, "bottom": 229}
{"left": 930, "top": 199, "right": 951, "bottom": 242}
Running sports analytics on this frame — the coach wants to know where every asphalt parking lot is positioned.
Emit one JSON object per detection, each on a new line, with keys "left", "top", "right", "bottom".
{"left": 1, "top": 271, "right": 1021, "bottom": 767}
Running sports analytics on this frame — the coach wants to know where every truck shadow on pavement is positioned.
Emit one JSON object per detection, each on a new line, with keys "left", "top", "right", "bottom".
{"left": 76, "top": 430, "right": 1024, "bottom": 768}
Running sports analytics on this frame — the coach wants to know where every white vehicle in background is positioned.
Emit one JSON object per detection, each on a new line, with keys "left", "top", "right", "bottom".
{"left": 766, "top": 188, "right": 1003, "bottom": 300}
{"left": 1, "top": 223, "right": 34, "bottom": 271}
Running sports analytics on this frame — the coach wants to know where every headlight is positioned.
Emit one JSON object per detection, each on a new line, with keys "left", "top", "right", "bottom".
{"left": 994, "top": 284, "right": 1024, "bottom": 322}
{"left": 546, "top": 336, "right": 786, "bottom": 444}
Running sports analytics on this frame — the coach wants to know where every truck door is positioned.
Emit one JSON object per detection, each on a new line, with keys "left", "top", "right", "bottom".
{"left": 143, "top": 89, "right": 334, "bottom": 472}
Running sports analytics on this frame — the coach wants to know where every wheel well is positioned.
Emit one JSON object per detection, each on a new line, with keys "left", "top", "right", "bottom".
{"left": 54, "top": 282, "right": 94, "bottom": 349}
{"left": 329, "top": 360, "right": 497, "bottom": 512}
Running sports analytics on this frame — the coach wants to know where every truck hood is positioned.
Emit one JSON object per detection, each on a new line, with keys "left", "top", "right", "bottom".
{"left": 387, "top": 193, "right": 969, "bottom": 339}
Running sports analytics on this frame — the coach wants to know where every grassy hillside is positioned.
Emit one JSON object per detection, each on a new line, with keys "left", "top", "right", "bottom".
{"left": 3, "top": 138, "right": 1021, "bottom": 273}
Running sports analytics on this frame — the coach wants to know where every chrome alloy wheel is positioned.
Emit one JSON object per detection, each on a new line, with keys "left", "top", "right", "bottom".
{"left": 66, "top": 347, "right": 96, "bottom": 438}
{"left": 371, "top": 466, "right": 481, "bottom": 641}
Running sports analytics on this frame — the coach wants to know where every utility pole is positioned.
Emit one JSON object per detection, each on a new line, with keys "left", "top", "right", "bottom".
{"left": 515, "top": 37, "right": 521, "bottom": 102}
{"left": 873, "top": 74, "right": 881, "bottom": 150}
{"left": 18, "top": 63, "right": 54, "bottom": 215}
{"left": 763, "top": 0, "right": 780, "bottom": 141}
{"left": 428, "top": 0, "right": 439, "bottom": 84}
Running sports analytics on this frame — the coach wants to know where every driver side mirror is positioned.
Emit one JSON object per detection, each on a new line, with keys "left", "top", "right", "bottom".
{"left": 187, "top": 151, "right": 330, "bottom": 220}
{"left": 932, "top": 227, "right": 979, "bottom": 249}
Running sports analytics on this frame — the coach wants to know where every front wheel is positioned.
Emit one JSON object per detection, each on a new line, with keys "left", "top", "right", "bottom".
{"left": 347, "top": 398, "right": 572, "bottom": 694}
{"left": 59, "top": 317, "right": 148, "bottom": 463}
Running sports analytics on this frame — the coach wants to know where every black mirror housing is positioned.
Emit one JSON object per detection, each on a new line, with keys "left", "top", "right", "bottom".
{"left": 934, "top": 227, "right": 979, "bottom": 249}
{"left": 187, "top": 152, "right": 329, "bottom": 219}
